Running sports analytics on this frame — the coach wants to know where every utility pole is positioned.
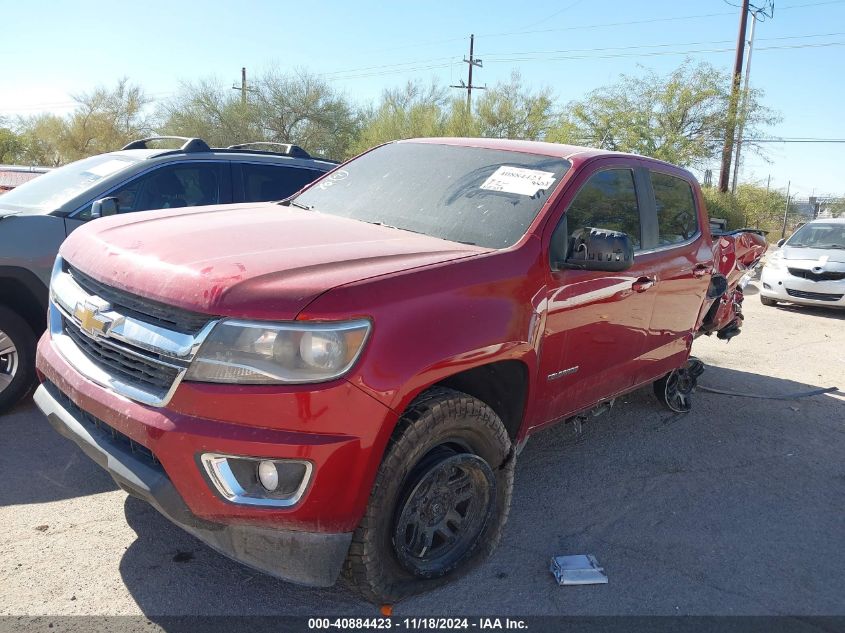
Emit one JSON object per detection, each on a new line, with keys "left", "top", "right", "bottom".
{"left": 719, "top": 0, "right": 750, "bottom": 192}
{"left": 781, "top": 180, "right": 791, "bottom": 239}
{"left": 232, "top": 67, "right": 247, "bottom": 105}
{"left": 731, "top": 1, "right": 775, "bottom": 193}
{"left": 731, "top": 12, "right": 757, "bottom": 194}
{"left": 450, "top": 34, "right": 485, "bottom": 110}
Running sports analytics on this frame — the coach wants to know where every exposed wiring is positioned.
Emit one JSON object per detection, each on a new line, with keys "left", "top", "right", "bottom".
{"left": 698, "top": 385, "right": 839, "bottom": 399}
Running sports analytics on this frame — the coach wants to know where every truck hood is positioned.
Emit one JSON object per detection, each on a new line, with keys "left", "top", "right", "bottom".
{"left": 781, "top": 245, "right": 845, "bottom": 264}
{"left": 60, "top": 203, "right": 488, "bottom": 319}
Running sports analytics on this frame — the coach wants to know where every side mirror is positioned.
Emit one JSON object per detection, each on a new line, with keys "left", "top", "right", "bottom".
{"left": 90, "top": 197, "right": 119, "bottom": 219}
{"left": 562, "top": 227, "right": 634, "bottom": 272}
{"left": 776, "top": 238, "right": 786, "bottom": 247}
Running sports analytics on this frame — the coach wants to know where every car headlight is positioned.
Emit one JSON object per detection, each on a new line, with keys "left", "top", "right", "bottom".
{"left": 184, "top": 319, "right": 371, "bottom": 384}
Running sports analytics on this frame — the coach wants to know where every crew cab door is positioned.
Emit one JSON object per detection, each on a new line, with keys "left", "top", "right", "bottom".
{"left": 535, "top": 160, "right": 658, "bottom": 426}
{"left": 634, "top": 169, "right": 714, "bottom": 385}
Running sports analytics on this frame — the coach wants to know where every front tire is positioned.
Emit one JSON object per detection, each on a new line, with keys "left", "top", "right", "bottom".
{"left": 0, "top": 306, "right": 37, "bottom": 414}
{"left": 344, "top": 387, "right": 514, "bottom": 604}
{"left": 760, "top": 295, "right": 778, "bottom": 307}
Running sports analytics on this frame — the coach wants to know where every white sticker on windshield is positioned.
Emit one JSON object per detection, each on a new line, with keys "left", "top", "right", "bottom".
{"left": 480, "top": 166, "right": 556, "bottom": 196}
{"left": 83, "top": 159, "right": 131, "bottom": 179}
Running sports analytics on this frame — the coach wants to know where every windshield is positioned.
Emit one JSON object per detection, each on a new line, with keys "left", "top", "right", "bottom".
{"left": 786, "top": 222, "right": 845, "bottom": 249}
{"left": 291, "top": 142, "right": 570, "bottom": 249}
{"left": 0, "top": 154, "right": 139, "bottom": 213}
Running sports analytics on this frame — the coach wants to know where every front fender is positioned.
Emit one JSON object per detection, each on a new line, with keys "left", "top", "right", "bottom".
{"left": 298, "top": 243, "right": 546, "bottom": 419}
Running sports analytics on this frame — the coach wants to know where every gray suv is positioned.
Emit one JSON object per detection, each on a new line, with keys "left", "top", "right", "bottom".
{"left": 0, "top": 136, "right": 337, "bottom": 412}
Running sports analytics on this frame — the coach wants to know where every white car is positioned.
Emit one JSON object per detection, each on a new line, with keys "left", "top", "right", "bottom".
{"left": 760, "top": 218, "right": 845, "bottom": 308}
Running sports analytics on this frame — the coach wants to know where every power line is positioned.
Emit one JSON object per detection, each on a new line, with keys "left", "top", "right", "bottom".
{"left": 480, "top": 40, "right": 845, "bottom": 64}
{"left": 483, "top": 30, "right": 845, "bottom": 58}
{"left": 318, "top": 32, "right": 845, "bottom": 83}
{"left": 745, "top": 137, "right": 845, "bottom": 142}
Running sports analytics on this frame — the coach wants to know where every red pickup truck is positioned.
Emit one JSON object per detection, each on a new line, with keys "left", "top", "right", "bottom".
{"left": 33, "top": 138, "right": 765, "bottom": 603}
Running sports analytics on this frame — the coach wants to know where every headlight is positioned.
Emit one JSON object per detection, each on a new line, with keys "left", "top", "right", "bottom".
{"left": 184, "top": 319, "right": 371, "bottom": 384}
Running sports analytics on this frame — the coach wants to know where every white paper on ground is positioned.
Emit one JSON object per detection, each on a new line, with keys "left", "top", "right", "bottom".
{"left": 550, "top": 554, "right": 609, "bottom": 586}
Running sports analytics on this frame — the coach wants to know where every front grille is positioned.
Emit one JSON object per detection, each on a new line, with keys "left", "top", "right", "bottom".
{"left": 785, "top": 288, "right": 844, "bottom": 302}
{"left": 787, "top": 268, "right": 845, "bottom": 282}
{"left": 68, "top": 266, "right": 210, "bottom": 335}
{"left": 63, "top": 316, "right": 181, "bottom": 392}
{"left": 44, "top": 380, "right": 164, "bottom": 472}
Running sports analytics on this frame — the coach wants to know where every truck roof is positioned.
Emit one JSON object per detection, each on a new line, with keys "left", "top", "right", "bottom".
{"left": 402, "top": 137, "right": 691, "bottom": 175}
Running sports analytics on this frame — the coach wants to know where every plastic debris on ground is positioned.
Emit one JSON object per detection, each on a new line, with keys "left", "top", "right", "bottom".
{"left": 550, "top": 554, "right": 608, "bottom": 586}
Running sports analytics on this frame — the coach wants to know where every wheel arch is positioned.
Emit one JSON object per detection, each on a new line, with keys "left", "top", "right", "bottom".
{"left": 0, "top": 267, "right": 48, "bottom": 335}
{"left": 422, "top": 359, "right": 531, "bottom": 443}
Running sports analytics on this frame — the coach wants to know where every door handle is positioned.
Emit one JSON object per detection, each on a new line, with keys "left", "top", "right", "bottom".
{"left": 693, "top": 264, "right": 711, "bottom": 278}
{"left": 632, "top": 277, "right": 655, "bottom": 293}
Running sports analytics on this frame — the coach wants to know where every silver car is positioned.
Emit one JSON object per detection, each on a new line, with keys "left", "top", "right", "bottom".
{"left": 760, "top": 218, "right": 845, "bottom": 308}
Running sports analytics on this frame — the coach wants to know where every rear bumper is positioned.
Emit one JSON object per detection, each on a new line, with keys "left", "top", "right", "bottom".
{"left": 34, "top": 381, "right": 352, "bottom": 587}
{"left": 760, "top": 265, "right": 845, "bottom": 307}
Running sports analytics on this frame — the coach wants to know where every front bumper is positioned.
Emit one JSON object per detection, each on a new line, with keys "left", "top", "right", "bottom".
{"left": 34, "top": 381, "right": 352, "bottom": 586}
{"left": 34, "top": 332, "right": 399, "bottom": 586}
{"left": 759, "top": 265, "right": 845, "bottom": 307}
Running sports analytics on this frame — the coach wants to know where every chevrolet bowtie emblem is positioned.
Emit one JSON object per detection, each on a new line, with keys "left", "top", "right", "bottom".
{"left": 74, "top": 297, "right": 114, "bottom": 337}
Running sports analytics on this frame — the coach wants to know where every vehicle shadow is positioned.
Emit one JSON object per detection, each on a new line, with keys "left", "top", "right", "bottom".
{"left": 769, "top": 302, "right": 845, "bottom": 320}
{"left": 0, "top": 400, "right": 116, "bottom": 506}
{"left": 114, "top": 365, "right": 845, "bottom": 617}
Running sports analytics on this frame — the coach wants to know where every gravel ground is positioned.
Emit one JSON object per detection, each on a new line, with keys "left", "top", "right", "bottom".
{"left": 1, "top": 283, "right": 843, "bottom": 617}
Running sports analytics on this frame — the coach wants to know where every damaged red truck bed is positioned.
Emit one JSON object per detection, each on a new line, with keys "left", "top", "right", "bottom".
{"left": 33, "top": 138, "right": 766, "bottom": 603}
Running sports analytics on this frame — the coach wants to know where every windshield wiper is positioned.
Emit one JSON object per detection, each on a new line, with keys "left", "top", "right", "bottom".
{"left": 820, "top": 244, "right": 845, "bottom": 249}
{"left": 366, "top": 221, "right": 478, "bottom": 246}
{"left": 280, "top": 199, "right": 313, "bottom": 210}
{"left": 365, "top": 221, "right": 425, "bottom": 235}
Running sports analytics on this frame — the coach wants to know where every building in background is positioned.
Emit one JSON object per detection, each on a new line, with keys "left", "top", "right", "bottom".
{"left": 0, "top": 165, "right": 50, "bottom": 194}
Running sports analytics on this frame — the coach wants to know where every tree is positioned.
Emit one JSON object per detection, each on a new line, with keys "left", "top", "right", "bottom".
{"left": 824, "top": 198, "right": 845, "bottom": 218}
{"left": 0, "top": 121, "right": 23, "bottom": 163}
{"left": 475, "top": 71, "right": 555, "bottom": 140}
{"left": 159, "top": 68, "right": 360, "bottom": 160}
{"left": 549, "top": 60, "right": 778, "bottom": 168}
{"left": 702, "top": 183, "right": 789, "bottom": 232}
{"left": 14, "top": 114, "right": 66, "bottom": 166}
{"left": 256, "top": 69, "right": 361, "bottom": 159}
{"left": 13, "top": 79, "right": 150, "bottom": 165}
{"left": 353, "top": 73, "right": 557, "bottom": 155}
{"left": 352, "top": 80, "right": 454, "bottom": 155}
{"left": 60, "top": 78, "right": 151, "bottom": 160}
{"left": 158, "top": 79, "right": 258, "bottom": 147}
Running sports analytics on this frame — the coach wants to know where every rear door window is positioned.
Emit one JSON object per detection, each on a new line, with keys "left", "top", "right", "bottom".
{"left": 651, "top": 171, "right": 699, "bottom": 246}
{"left": 239, "top": 164, "right": 322, "bottom": 202}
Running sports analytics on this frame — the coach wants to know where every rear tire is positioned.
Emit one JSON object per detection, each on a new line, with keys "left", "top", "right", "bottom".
{"left": 0, "top": 306, "right": 37, "bottom": 414}
{"left": 760, "top": 295, "right": 778, "bottom": 307}
{"left": 344, "top": 387, "right": 514, "bottom": 604}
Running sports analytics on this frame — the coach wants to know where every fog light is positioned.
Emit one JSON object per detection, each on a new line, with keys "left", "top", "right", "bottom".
{"left": 257, "top": 460, "right": 279, "bottom": 491}
{"left": 200, "top": 453, "right": 312, "bottom": 507}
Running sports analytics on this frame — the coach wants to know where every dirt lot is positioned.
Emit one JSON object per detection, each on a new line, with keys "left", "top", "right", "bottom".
{"left": 1, "top": 283, "right": 843, "bottom": 617}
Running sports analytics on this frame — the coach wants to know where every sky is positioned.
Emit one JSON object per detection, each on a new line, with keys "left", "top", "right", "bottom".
{"left": 1, "top": 0, "right": 843, "bottom": 198}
